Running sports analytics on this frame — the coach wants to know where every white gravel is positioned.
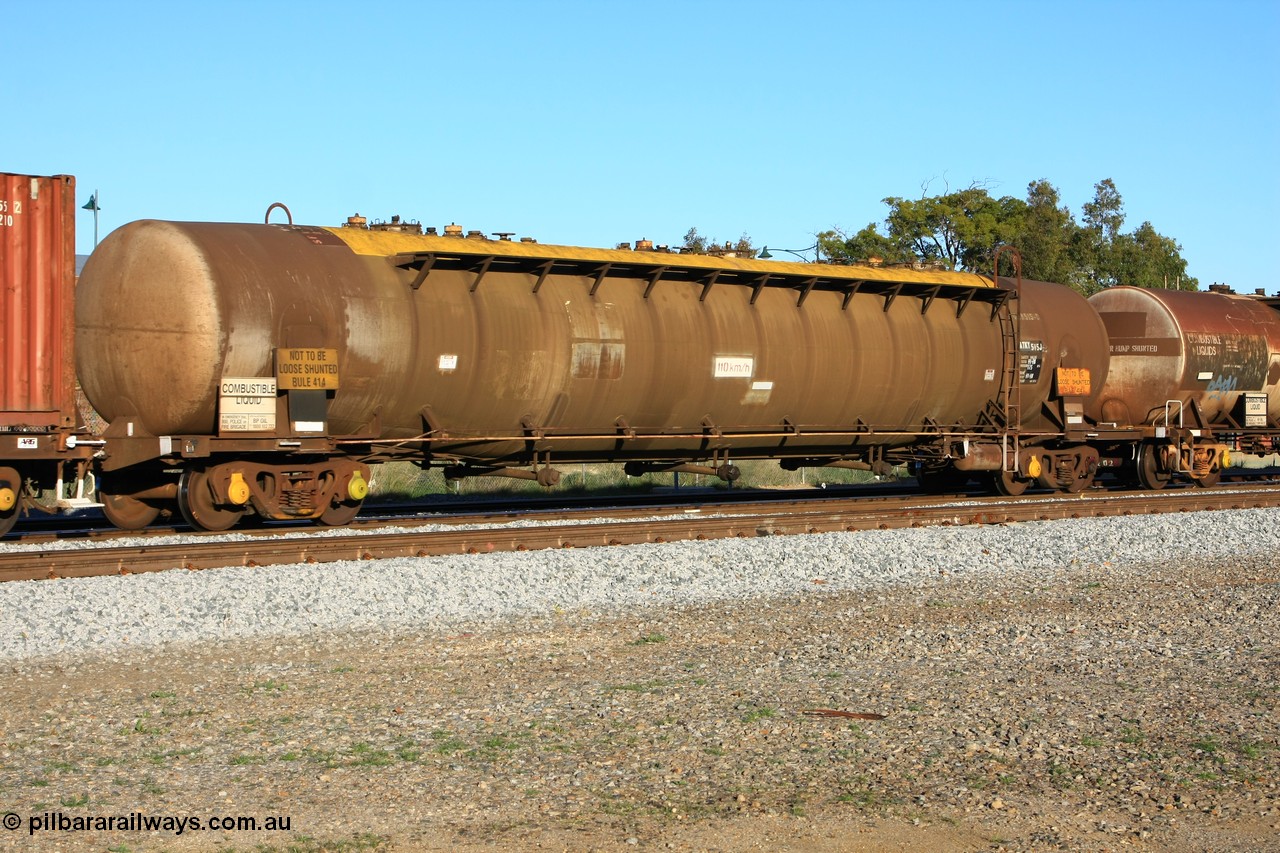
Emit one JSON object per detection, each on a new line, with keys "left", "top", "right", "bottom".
{"left": 2, "top": 507, "right": 1277, "bottom": 661}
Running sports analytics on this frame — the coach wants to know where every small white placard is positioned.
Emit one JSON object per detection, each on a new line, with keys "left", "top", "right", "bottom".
{"left": 751, "top": 381, "right": 774, "bottom": 391}
{"left": 714, "top": 356, "right": 754, "bottom": 378}
{"left": 219, "top": 376, "right": 278, "bottom": 432}
{"left": 438, "top": 354, "right": 459, "bottom": 371}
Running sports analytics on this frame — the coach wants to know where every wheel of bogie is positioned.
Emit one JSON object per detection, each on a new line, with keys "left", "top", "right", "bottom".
{"left": 1194, "top": 467, "right": 1222, "bottom": 488}
{"left": 0, "top": 505, "right": 18, "bottom": 537}
{"left": 177, "top": 469, "right": 243, "bottom": 532}
{"left": 1064, "top": 471, "right": 1096, "bottom": 493}
{"left": 317, "top": 498, "right": 363, "bottom": 527}
{"left": 100, "top": 491, "right": 162, "bottom": 530}
{"left": 1063, "top": 453, "right": 1098, "bottom": 494}
{"left": 1135, "top": 445, "right": 1171, "bottom": 490}
{"left": 0, "top": 467, "right": 21, "bottom": 536}
{"left": 990, "top": 470, "right": 1029, "bottom": 497}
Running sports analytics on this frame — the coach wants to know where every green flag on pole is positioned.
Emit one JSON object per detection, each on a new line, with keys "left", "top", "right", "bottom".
{"left": 82, "top": 194, "right": 99, "bottom": 211}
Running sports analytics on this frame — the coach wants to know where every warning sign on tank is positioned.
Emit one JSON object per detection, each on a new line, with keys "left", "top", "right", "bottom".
{"left": 276, "top": 348, "right": 341, "bottom": 390}
{"left": 1055, "top": 367, "right": 1091, "bottom": 397}
{"left": 219, "top": 376, "right": 277, "bottom": 432}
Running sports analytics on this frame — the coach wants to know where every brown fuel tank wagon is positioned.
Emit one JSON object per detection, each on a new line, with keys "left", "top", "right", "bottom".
{"left": 980, "top": 276, "right": 1110, "bottom": 495}
{"left": 1088, "top": 286, "right": 1280, "bottom": 487}
{"left": 78, "top": 218, "right": 1059, "bottom": 528}
{"left": 79, "top": 221, "right": 1009, "bottom": 447}
{"left": 1089, "top": 286, "right": 1280, "bottom": 426}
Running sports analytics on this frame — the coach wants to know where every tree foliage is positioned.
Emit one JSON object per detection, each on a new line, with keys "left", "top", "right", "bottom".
{"left": 818, "top": 178, "right": 1197, "bottom": 293}
{"left": 682, "top": 227, "right": 756, "bottom": 258}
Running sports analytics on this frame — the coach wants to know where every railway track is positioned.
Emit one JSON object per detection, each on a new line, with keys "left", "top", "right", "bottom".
{"left": 3, "top": 484, "right": 1279, "bottom": 583}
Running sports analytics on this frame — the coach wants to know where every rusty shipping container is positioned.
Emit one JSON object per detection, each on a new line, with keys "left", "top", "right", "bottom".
{"left": 1088, "top": 286, "right": 1280, "bottom": 426}
{"left": 0, "top": 172, "right": 78, "bottom": 428}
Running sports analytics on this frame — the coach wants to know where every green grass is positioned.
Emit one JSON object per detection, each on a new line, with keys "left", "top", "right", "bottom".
{"left": 1193, "top": 737, "right": 1219, "bottom": 755}
{"left": 630, "top": 633, "right": 668, "bottom": 645}
{"left": 213, "top": 834, "right": 389, "bottom": 852}
{"left": 607, "top": 680, "right": 670, "bottom": 693}
{"left": 430, "top": 736, "right": 468, "bottom": 755}
{"left": 836, "top": 789, "right": 886, "bottom": 807}
{"left": 347, "top": 743, "right": 394, "bottom": 767}
{"left": 480, "top": 736, "right": 518, "bottom": 751}
{"left": 127, "top": 715, "right": 163, "bottom": 736}
{"left": 147, "top": 742, "right": 202, "bottom": 763}
{"left": 243, "top": 679, "right": 287, "bottom": 694}
{"left": 1238, "top": 742, "right": 1266, "bottom": 759}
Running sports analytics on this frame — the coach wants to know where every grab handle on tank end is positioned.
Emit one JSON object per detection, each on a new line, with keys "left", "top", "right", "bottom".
{"left": 264, "top": 202, "right": 293, "bottom": 225}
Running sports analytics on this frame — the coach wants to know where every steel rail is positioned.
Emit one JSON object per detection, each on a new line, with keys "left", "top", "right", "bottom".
{"left": 3, "top": 486, "right": 1279, "bottom": 583}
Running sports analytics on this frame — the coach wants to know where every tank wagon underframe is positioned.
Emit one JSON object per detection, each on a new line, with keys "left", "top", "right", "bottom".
{"left": 93, "top": 420, "right": 375, "bottom": 532}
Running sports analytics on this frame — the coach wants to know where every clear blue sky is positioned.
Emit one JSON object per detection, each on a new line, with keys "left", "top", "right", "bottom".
{"left": 7, "top": 0, "right": 1278, "bottom": 290}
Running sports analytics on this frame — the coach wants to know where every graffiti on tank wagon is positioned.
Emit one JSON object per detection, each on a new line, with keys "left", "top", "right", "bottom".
{"left": 1205, "top": 374, "right": 1239, "bottom": 401}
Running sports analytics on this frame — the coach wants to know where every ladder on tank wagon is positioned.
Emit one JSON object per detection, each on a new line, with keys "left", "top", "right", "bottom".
{"left": 994, "top": 247, "right": 1022, "bottom": 472}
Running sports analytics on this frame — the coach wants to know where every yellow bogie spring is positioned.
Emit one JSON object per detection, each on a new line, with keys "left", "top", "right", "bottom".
{"left": 228, "top": 472, "right": 251, "bottom": 505}
{"left": 347, "top": 471, "right": 369, "bottom": 502}
{"left": 1026, "top": 454, "right": 1043, "bottom": 480}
